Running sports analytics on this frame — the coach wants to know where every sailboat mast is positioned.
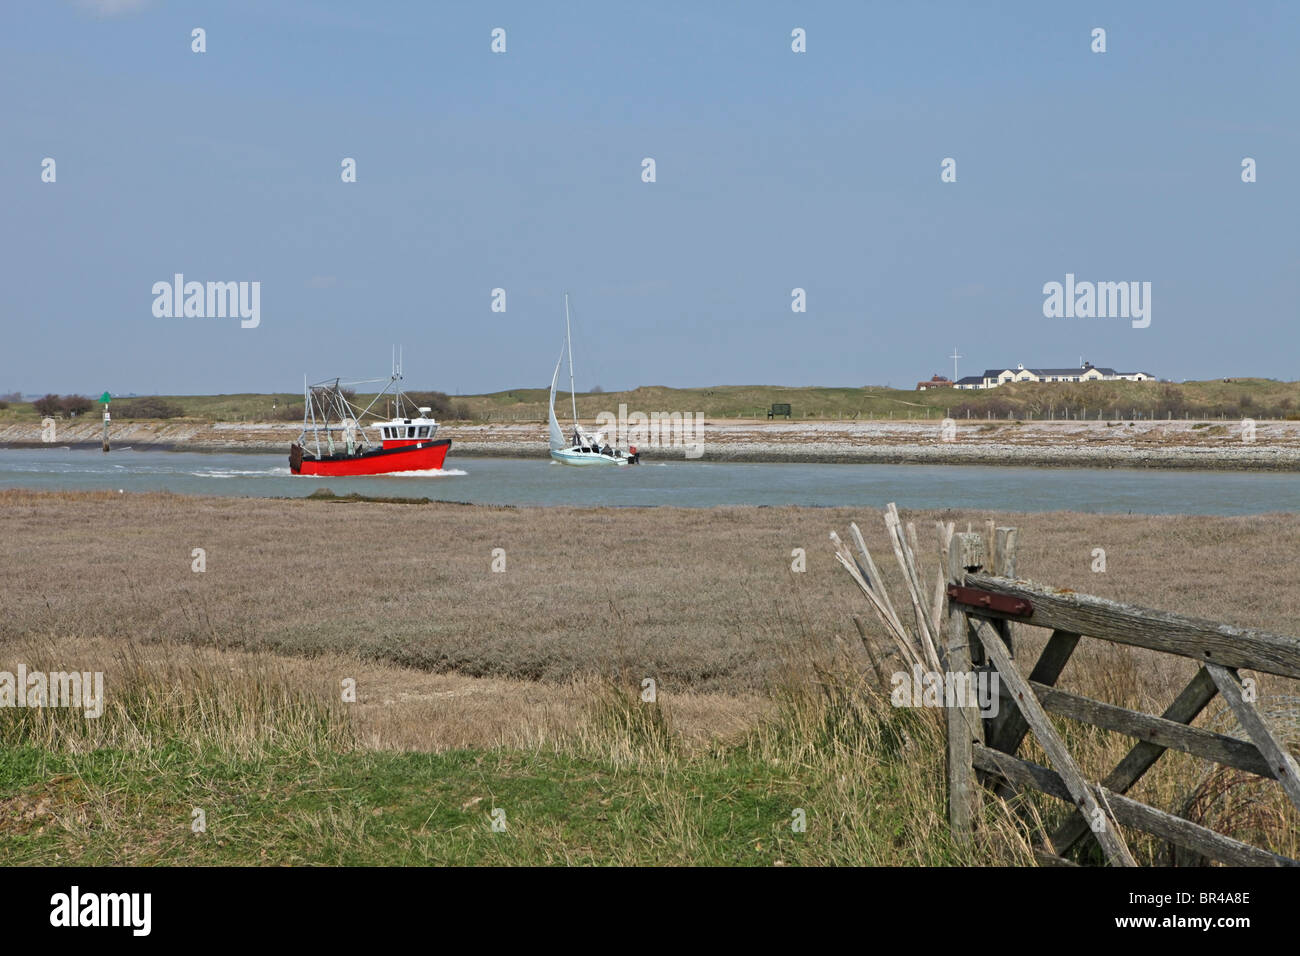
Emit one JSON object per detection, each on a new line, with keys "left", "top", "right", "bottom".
{"left": 565, "top": 293, "right": 578, "bottom": 428}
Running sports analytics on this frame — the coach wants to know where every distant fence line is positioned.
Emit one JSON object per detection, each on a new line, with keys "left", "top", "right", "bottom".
{"left": 470, "top": 409, "right": 1296, "bottom": 423}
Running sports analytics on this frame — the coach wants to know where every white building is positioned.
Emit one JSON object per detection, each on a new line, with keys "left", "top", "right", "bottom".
{"left": 953, "top": 361, "right": 1154, "bottom": 390}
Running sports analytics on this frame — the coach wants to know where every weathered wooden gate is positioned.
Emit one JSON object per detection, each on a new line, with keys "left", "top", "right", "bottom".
{"left": 943, "top": 529, "right": 1300, "bottom": 866}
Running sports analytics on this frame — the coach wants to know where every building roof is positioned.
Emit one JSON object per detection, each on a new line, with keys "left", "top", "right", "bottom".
{"left": 957, "top": 364, "right": 1154, "bottom": 383}
{"left": 981, "top": 366, "right": 1119, "bottom": 378}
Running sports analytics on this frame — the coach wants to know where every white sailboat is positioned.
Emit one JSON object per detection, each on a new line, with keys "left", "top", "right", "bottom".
{"left": 548, "top": 294, "right": 639, "bottom": 466}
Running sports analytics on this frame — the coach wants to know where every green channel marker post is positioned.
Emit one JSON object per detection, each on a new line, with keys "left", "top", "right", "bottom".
{"left": 99, "top": 391, "right": 111, "bottom": 452}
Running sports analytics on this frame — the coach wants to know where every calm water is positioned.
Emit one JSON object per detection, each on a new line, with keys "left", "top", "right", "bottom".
{"left": 0, "top": 447, "right": 1296, "bottom": 514}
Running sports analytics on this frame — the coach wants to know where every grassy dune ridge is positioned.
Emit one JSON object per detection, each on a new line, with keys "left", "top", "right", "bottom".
{"left": 5, "top": 378, "right": 1300, "bottom": 424}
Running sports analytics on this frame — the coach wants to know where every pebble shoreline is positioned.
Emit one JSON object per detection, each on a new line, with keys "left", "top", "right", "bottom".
{"left": 5, "top": 421, "right": 1300, "bottom": 471}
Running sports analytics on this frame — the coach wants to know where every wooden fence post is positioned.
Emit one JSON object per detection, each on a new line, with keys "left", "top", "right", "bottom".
{"left": 946, "top": 532, "right": 985, "bottom": 843}
{"left": 982, "top": 527, "right": 1020, "bottom": 747}
{"left": 993, "top": 526, "right": 1018, "bottom": 661}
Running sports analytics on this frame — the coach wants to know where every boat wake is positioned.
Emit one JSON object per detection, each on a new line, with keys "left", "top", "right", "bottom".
{"left": 382, "top": 468, "right": 468, "bottom": 478}
{"left": 191, "top": 467, "right": 293, "bottom": 477}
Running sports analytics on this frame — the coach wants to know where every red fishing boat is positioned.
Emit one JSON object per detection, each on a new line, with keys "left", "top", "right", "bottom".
{"left": 289, "top": 361, "right": 452, "bottom": 477}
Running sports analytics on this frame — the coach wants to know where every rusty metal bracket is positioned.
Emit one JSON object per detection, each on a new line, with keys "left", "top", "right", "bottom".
{"left": 946, "top": 585, "right": 1033, "bottom": 618}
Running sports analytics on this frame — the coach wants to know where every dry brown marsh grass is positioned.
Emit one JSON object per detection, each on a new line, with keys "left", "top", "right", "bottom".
{"left": 0, "top": 635, "right": 768, "bottom": 755}
{"left": 5, "top": 490, "right": 1300, "bottom": 696}
{"left": 0, "top": 637, "right": 1033, "bottom": 866}
{"left": 0, "top": 636, "right": 350, "bottom": 759}
{"left": 2, "top": 638, "right": 1292, "bottom": 864}
{"left": 3, "top": 490, "right": 1298, "bottom": 863}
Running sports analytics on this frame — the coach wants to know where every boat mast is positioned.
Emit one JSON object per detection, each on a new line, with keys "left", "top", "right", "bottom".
{"left": 565, "top": 293, "right": 578, "bottom": 430}
{"left": 305, "top": 373, "right": 322, "bottom": 458}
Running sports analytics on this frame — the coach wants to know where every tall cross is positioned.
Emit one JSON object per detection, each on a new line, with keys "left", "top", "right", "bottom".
{"left": 949, "top": 347, "right": 963, "bottom": 382}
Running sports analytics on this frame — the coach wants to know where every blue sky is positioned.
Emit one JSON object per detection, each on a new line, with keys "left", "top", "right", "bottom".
{"left": 3, "top": 1, "right": 1297, "bottom": 395}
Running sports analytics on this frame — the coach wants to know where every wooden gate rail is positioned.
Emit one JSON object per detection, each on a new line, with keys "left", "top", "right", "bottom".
{"left": 943, "top": 529, "right": 1300, "bottom": 867}
{"left": 958, "top": 573, "right": 1300, "bottom": 679}
{"left": 970, "top": 745, "right": 1295, "bottom": 867}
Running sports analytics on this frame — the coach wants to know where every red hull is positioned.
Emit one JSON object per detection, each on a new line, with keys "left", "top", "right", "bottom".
{"left": 290, "top": 439, "right": 451, "bottom": 476}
